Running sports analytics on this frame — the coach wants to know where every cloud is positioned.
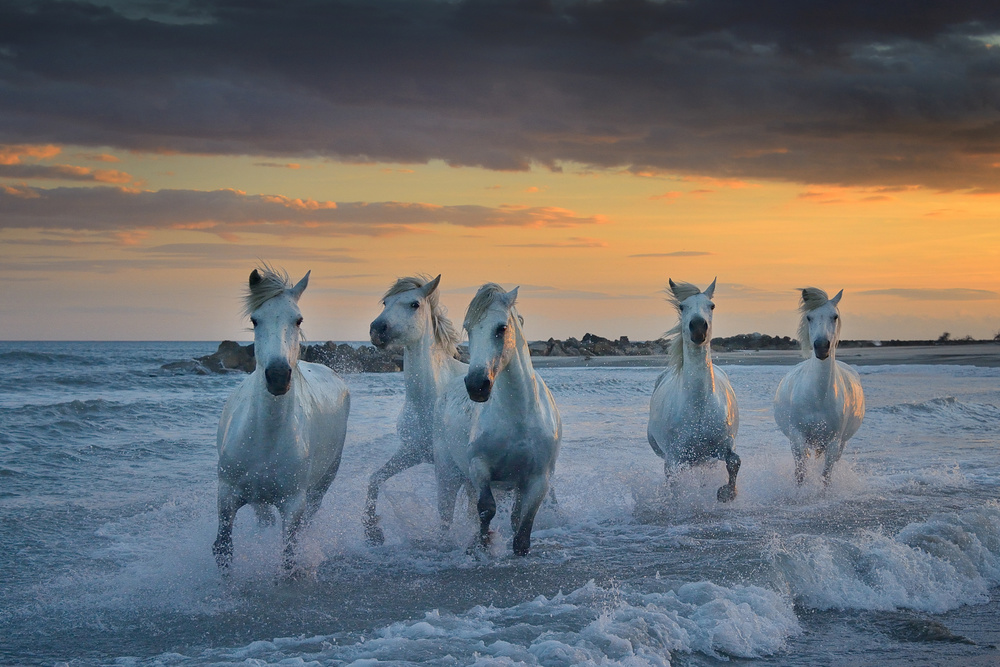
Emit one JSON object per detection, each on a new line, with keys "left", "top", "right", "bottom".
{"left": 500, "top": 237, "right": 608, "bottom": 248}
{"left": 859, "top": 288, "right": 1000, "bottom": 300}
{"left": 2, "top": 2, "right": 1000, "bottom": 189}
{"left": 629, "top": 251, "right": 713, "bottom": 257}
{"left": 0, "top": 163, "right": 133, "bottom": 183}
{"left": 0, "top": 185, "right": 606, "bottom": 236}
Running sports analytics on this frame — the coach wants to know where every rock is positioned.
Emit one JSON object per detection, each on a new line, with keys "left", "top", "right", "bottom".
{"left": 198, "top": 340, "right": 256, "bottom": 373}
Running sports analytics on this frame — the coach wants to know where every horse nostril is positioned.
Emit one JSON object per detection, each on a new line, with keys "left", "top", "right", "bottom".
{"left": 465, "top": 373, "right": 492, "bottom": 402}
{"left": 370, "top": 321, "right": 388, "bottom": 347}
{"left": 265, "top": 363, "right": 292, "bottom": 395}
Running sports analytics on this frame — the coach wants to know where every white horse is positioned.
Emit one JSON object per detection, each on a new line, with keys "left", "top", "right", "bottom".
{"left": 647, "top": 278, "right": 740, "bottom": 502}
{"left": 434, "top": 284, "right": 561, "bottom": 556}
{"left": 213, "top": 266, "right": 350, "bottom": 572}
{"left": 774, "top": 288, "right": 865, "bottom": 485}
{"left": 364, "top": 274, "right": 467, "bottom": 545}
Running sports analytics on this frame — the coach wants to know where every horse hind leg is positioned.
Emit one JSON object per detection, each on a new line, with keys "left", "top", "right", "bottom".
{"left": 253, "top": 503, "right": 276, "bottom": 527}
{"left": 717, "top": 449, "right": 740, "bottom": 503}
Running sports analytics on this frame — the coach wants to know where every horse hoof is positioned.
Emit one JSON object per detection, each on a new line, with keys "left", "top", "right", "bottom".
{"left": 513, "top": 538, "right": 531, "bottom": 557}
{"left": 717, "top": 485, "right": 737, "bottom": 503}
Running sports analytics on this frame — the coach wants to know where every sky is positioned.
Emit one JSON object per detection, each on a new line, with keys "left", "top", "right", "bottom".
{"left": 1, "top": 0, "right": 999, "bottom": 343}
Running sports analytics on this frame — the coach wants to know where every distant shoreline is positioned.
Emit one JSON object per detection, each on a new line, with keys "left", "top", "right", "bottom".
{"left": 531, "top": 343, "right": 1000, "bottom": 369}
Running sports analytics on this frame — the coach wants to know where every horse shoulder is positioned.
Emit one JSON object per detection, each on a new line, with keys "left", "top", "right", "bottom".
{"left": 217, "top": 375, "right": 257, "bottom": 454}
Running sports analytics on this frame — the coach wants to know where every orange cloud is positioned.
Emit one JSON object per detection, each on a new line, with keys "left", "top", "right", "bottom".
{"left": 0, "top": 144, "right": 62, "bottom": 165}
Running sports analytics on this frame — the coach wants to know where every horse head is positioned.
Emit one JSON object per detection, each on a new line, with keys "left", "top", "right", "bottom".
{"left": 670, "top": 277, "right": 717, "bottom": 347}
{"left": 463, "top": 283, "right": 520, "bottom": 403}
{"left": 246, "top": 266, "right": 309, "bottom": 396}
{"left": 799, "top": 287, "right": 843, "bottom": 361}
{"left": 370, "top": 275, "right": 442, "bottom": 350}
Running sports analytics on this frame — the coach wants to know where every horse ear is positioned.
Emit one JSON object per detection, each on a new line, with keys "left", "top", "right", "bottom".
{"left": 703, "top": 277, "right": 717, "bottom": 299}
{"left": 668, "top": 278, "right": 678, "bottom": 295}
{"left": 831, "top": 289, "right": 843, "bottom": 306}
{"left": 249, "top": 269, "right": 262, "bottom": 287}
{"left": 290, "top": 271, "right": 310, "bottom": 301}
{"left": 420, "top": 274, "right": 442, "bottom": 298}
{"left": 502, "top": 286, "right": 519, "bottom": 308}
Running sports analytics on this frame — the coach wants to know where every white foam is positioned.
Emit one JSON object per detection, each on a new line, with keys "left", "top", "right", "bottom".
{"left": 128, "top": 579, "right": 798, "bottom": 666}
{"left": 770, "top": 502, "right": 1000, "bottom": 613}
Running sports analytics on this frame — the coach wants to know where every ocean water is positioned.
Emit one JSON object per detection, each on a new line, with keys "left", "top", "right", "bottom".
{"left": 1, "top": 341, "right": 998, "bottom": 667}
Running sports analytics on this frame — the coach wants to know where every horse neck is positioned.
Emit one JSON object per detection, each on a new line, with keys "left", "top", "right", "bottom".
{"left": 250, "top": 366, "right": 300, "bottom": 424}
{"left": 493, "top": 326, "right": 538, "bottom": 407}
{"left": 681, "top": 338, "right": 716, "bottom": 394}
{"left": 402, "top": 329, "right": 454, "bottom": 400}
{"left": 810, "top": 345, "right": 839, "bottom": 388}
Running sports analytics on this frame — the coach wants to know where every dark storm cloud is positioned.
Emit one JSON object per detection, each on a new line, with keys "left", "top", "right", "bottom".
{"left": 2, "top": 0, "right": 1000, "bottom": 189}
{"left": 0, "top": 185, "right": 605, "bottom": 234}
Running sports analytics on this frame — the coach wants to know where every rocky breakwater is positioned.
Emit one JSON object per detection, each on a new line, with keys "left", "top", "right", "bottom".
{"left": 162, "top": 340, "right": 402, "bottom": 375}
{"left": 527, "top": 333, "right": 670, "bottom": 358}
{"left": 526, "top": 332, "right": 801, "bottom": 357}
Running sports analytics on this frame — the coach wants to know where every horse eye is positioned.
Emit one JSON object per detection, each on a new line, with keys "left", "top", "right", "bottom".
{"left": 410, "top": 301, "right": 420, "bottom": 309}
{"left": 832, "top": 314, "right": 839, "bottom": 320}
{"left": 250, "top": 317, "right": 258, "bottom": 327}
{"left": 496, "top": 324, "right": 507, "bottom": 337}
{"left": 296, "top": 317, "right": 303, "bottom": 326}
{"left": 806, "top": 315, "right": 812, "bottom": 322}
{"left": 710, "top": 303, "right": 715, "bottom": 310}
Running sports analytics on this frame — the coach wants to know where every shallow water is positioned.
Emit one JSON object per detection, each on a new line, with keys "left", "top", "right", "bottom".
{"left": 1, "top": 342, "right": 998, "bottom": 666}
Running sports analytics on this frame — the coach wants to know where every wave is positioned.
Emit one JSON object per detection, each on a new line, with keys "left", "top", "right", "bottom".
{"left": 874, "top": 397, "right": 1000, "bottom": 429}
{"left": 125, "top": 579, "right": 799, "bottom": 666}
{"left": 0, "top": 350, "right": 92, "bottom": 364}
{"left": 770, "top": 502, "right": 1000, "bottom": 614}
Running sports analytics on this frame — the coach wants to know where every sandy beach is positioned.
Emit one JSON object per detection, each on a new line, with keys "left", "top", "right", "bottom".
{"left": 530, "top": 343, "right": 1000, "bottom": 369}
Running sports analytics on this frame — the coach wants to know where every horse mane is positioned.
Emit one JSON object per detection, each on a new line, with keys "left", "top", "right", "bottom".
{"left": 243, "top": 264, "right": 292, "bottom": 317}
{"left": 464, "top": 283, "right": 522, "bottom": 331}
{"left": 797, "top": 287, "right": 830, "bottom": 357}
{"left": 383, "top": 275, "right": 461, "bottom": 357}
{"left": 663, "top": 280, "right": 704, "bottom": 371}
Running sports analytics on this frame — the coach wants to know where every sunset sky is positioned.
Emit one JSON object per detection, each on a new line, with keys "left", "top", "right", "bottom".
{"left": 2, "top": 0, "right": 999, "bottom": 342}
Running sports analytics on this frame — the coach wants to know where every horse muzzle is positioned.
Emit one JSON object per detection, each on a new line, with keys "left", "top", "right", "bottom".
{"left": 689, "top": 317, "right": 709, "bottom": 345}
{"left": 265, "top": 362, "right": 293, "bottom": 396}
{"left": 465, "top": 371, "right": 493, "bottom": 403}
{"left": 813, "top": 339, "right": 831, "bottom": 360}
{"left": 369, "top": 320, "right": 389, "bottom": 349}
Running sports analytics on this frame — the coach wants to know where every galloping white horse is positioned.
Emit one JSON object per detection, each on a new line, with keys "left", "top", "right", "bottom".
{"left": 647, "top": 278, "right": 741, "bottom": 502}
{"left": 434, "top": 284, "right": 561, "bottom": 556}
{"left": 774, "top": 288, "right": 865, "bottom": 485}
{"left": 364, "top": 274, "right": 467, "bottom": 545}
{"left": 214, "top": 266, "right": 350, "bottom": 571}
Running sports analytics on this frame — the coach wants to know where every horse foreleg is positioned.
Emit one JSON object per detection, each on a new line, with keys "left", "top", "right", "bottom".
{"left": 475, "top": 484, "right": 496, "bottom": 551}
{"left": 790, "top": 436, "right": 807, "bottom": 486}
{"left": 433, "top": 458, "right": 464, "bottom": 534}
{"left": 468, "top": 458, "right": 496, "bottom": 552}
{"left": 513, "top": 475, "right": 549, "bottom": 556}
{"left": 278, "top": 493, "right": 308, "bottom": 572}
{"left": 717, "top": 448, "right": 740, "bottom": 503}
{"left": 364, "top": 443, "right": 427, "bottom": 545}
{"left": 821, "top": 440, "right": 845, "bottom": 486}
{"left": 213, "top": 482, "right": 243, "bottom": 571}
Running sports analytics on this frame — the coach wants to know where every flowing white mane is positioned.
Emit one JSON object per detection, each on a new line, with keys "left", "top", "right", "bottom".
{"left": 797, "top": 287, "right": 831, "bottom": 357}
{"left": 383, "top": 275, "right": 462, "bottom": 357}
{"left": 243, "top": 264, "right": 292, "bottom": 317}
{"left": 464, "top": 283, "right": 521, "bottom": 331}
{"left": 663, "top": 280, "right": 704, "bottom": 371}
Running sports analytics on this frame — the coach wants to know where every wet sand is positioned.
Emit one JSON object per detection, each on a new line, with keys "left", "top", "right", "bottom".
{"left": 530, "top": 343, "right": 1000, "bottom": 369}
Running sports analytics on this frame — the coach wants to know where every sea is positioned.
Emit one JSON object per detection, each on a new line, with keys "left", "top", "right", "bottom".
{"left": 1, "top": 341, "right": 998, "bottom": 667}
